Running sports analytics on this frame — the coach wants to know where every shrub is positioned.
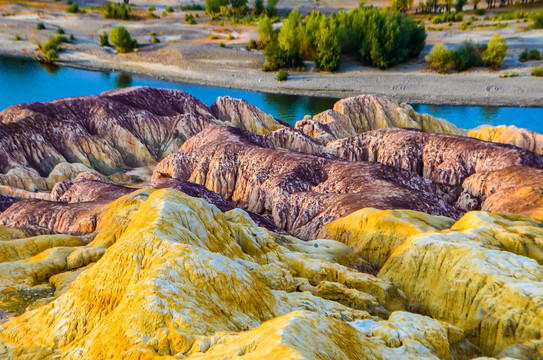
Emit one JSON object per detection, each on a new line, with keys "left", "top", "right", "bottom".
{"left": 104, "top": 2, "right": 130, "bottom": 20}
{"left": 452, "top": 40, "right": 483, "bottom": 71}
{"left": 68, "top": 34, "right": 75, "bottom": 41}
{"left": 483, "top": 33, "right": 507, "bottom": 69}
{"left": 474, "top": 8, "right": 485, "bottom": 15}
{"left": 263, "top": 41, "right": 287, "bottom": 70}
{"left": 519, "top": 48, "right": 542, "bottom": 62}
{"left": 148, "top": 6, "right": 156, "bottom": 12}
{"left": 165, "top": 6, "right": 174, "bottom": 12}
{"left": 209, "top": 34, "right": 219, "bottom": 39}
{"left": 36, "top": 22, "right": 46, "bottom": 30}
{"left": 248, "top": 39, "right": 257, "bottom": 50}
{"left": 227, "top": 34, "right": 234, "bottom": 40}
{"left": 66, "top": 3, "right": 79, "bottom": 13}
{"left": 532, "top": 67, "right": 543, "bottom": 77}
{"left": 152, "top": 36, "right": 160, "bottom": 43}
{"left": 426, "top": 44, "right": 453, "bottom": 73}
{"left": 218, "top": 42, "right": 225, "bottom": 47}
{"left": 180, "top": 4, "right": 204, "bottom": 10}
{"left": 185, "top": 13, "right": 197, "bottom": 24}
{"left": 276, "top": 69, "right": 288, "bottom": 81}
{"left": 44, "top": 49, "right": 58, "bottom": 61}
{"left": 530, "top": 11, "right": 543, "bottom": 29}
{"left": 99, "top": 32, "right": 110, "bottom": 46}
{"left": 110, "top": 26, "right": 138, "bottom": 53}
{"left": 57, "top": 28, "right": 65, "bottom": 35}
{"left": 149, "top": 31, "right": 156, "bottom": 36}
{"left": 14, "top": 34, "right": 21, "bottom": 41}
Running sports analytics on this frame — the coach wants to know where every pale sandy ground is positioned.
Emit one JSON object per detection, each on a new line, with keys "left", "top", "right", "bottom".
{"left": 0, "top": 1, "right": 542, "bottom": 106}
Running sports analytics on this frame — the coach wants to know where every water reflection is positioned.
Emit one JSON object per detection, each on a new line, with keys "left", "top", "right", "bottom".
{"left": 115, "top": 73, "right": 132, "bottom": 88}
{"left": 40, "top": 62, "right": 61, "bottom": 75}
{"left": 481, "top": 107, "right": 500, "bottom": 124}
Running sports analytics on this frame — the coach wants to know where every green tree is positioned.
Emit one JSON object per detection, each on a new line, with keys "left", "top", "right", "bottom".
{"left": 300, "top": 11, "right": 323, "bottom": 59}
{"left": 483, "top": 33, "right": 507, "bottom": 69}
{"left": 257, "top": 15, "right": 275, "bottom": 47}
{"left": 205, "top": 0, "right": 228, "bottom": 14}
{"left": 426, "top": 43, "right": 453, "bottom": 73}
{"left": 230, "top": 0, "right": 248, "bottom": 11}
{"left": 391, "top": 0, "right": 414, "bottom": 13}
{"left": 315, "top": 18, "right": 341, "bottom": 72}
{"left": 277, "top": 8, "right": 302, "bottom": 66}
{"left": 253, "top": 0, "right": 263, "bottom": 15}
{"left": 455, "top": 0, "right": 466, "bottom": 12}
{"left": 110, "top": 26, "right": 138, "bottom": 53}
{"left": 265, "top": 0, "right": 278, "bottom": 17}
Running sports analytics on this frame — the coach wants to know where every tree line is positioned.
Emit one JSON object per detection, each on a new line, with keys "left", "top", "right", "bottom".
{"left": 258, "top": 5, "right": 426, "bottom": 72}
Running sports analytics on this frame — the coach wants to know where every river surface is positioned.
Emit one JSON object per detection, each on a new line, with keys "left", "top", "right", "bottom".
{"left": 1, "top": 56, "right": 542, "bottom": 132}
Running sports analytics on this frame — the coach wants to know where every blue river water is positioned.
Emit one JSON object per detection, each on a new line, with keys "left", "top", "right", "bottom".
{"left": 1, "top": 56, "right": 542, "bottom": 131}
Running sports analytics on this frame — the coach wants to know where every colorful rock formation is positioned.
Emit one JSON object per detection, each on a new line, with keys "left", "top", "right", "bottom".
{"left": 0, "top": 88, "right": 543, "bottom": 359}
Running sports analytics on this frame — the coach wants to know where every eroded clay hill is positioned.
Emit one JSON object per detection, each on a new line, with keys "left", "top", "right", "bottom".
{"left": 1, "top": 88, "right": 543, "bottom": 359}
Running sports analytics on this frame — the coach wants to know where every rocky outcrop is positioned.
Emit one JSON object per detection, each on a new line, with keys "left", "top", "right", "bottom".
{"left": 317, "top": 207, "right": 543, "bottom": 356}
{"left": 319, "top": 208, "right": 455, "bottom": 267}
{"left": 459, "top": 166, "right": 543, "bottom": 220}
{"left": 152, "top": 126, "right": 463, "bottom": 239}
{"left": 0, "top": 188, "right": 482, "bottom": 359}
{"left": 470, "top": 125, "right": 543, "bottom": 155}
{"left": 325, "top": 128, "right": 543, "bottom": 187}
{"left": 0, "top": 86, "right": 221, "bottom": 190}
{"left": 211, "top": 96, "right": 287, "bottom": 135}
{"left": 304, "top": 95, "right": 463, "bottom": 136}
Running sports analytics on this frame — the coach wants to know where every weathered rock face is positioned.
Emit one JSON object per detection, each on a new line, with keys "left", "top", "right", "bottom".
{"left": 211, "top": 96, "right": 287, "bottom": 135}
{"left": 0, "top": 188, "right": 482, "bottom": 359}
{"left": 321, "top": 207, "right": 543, "bottom": 357}
{"left": 319, "top": 208, "right": 455, "bottom": 267}
{"left": 325, "top": 128, "right": 543, "bottom": 187}
{"left": 306, "top": 95, "right": 464, "bottom": 139}
{"left": 152, "top": 126, "right": 463, "bottom": 239}
{"left": 470, "top": 125, "right": 543, "bottom": 155}
{"left": 459, "top": 166, "right": 543, "bottom": 220}
{"left": 0, "top": 86, "right": 221, "bottom": 191}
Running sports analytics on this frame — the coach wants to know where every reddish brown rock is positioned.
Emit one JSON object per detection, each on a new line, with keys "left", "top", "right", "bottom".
{"left": 152, "top": 126, "right": 463, "bottom": 239}
{"left": 459, "top": 166, "right": 543, "bottom": 219}
{"left": 0, "top": 87, "right": 221, "bottom": 190}
{"left": 325, "top": 128, "right": 543, "bottom": 187}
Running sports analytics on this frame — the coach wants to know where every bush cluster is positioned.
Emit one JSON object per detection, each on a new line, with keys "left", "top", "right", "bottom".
{"left": 185, "top": 13, "right": 197, "bottom": 24}
{"left": 532, "top": 67, "right": 543, "bottom": 77}
{"left": 531, "top": 11, "right": 543, "bottom": 29}
{"left": 110, "top": 26, "right": 138, "bottom": 53}
{"left": 39, "top": 34, "right": 68, "bottom": 61}
{"left": 259, "top": 6, "right": 426, "bottom": 72}
{"left": 66, "top": 3, "right": 79, "bottom": 13}
{"left": 431, "top": 11, "right": 463, "bottom": 24}
{"left": 104, "top": 2, "right": 130, "bottom": 20}
{"left": 276, "top": 69, "right": 288, "bottom": 81}
{"left": 181, "top": 4, "right": 204, "bottom": 10}
{"left": 99, "top": 32, "right": 110, "bottom": 47}
{"left": 427, "top": 34, "right": 507, "bottom": 73}
{"left": 519, "top": 48, "right": 542, "bottom": 62}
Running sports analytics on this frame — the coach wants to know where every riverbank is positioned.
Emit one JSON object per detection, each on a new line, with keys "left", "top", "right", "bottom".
{"left": 1, "top": 3, "right": 543, "bottom": 107}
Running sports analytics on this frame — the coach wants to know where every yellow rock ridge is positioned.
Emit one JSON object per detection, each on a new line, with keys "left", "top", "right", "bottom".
{"left": 0, "top": 189, "right": 480, "bottom": 359}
